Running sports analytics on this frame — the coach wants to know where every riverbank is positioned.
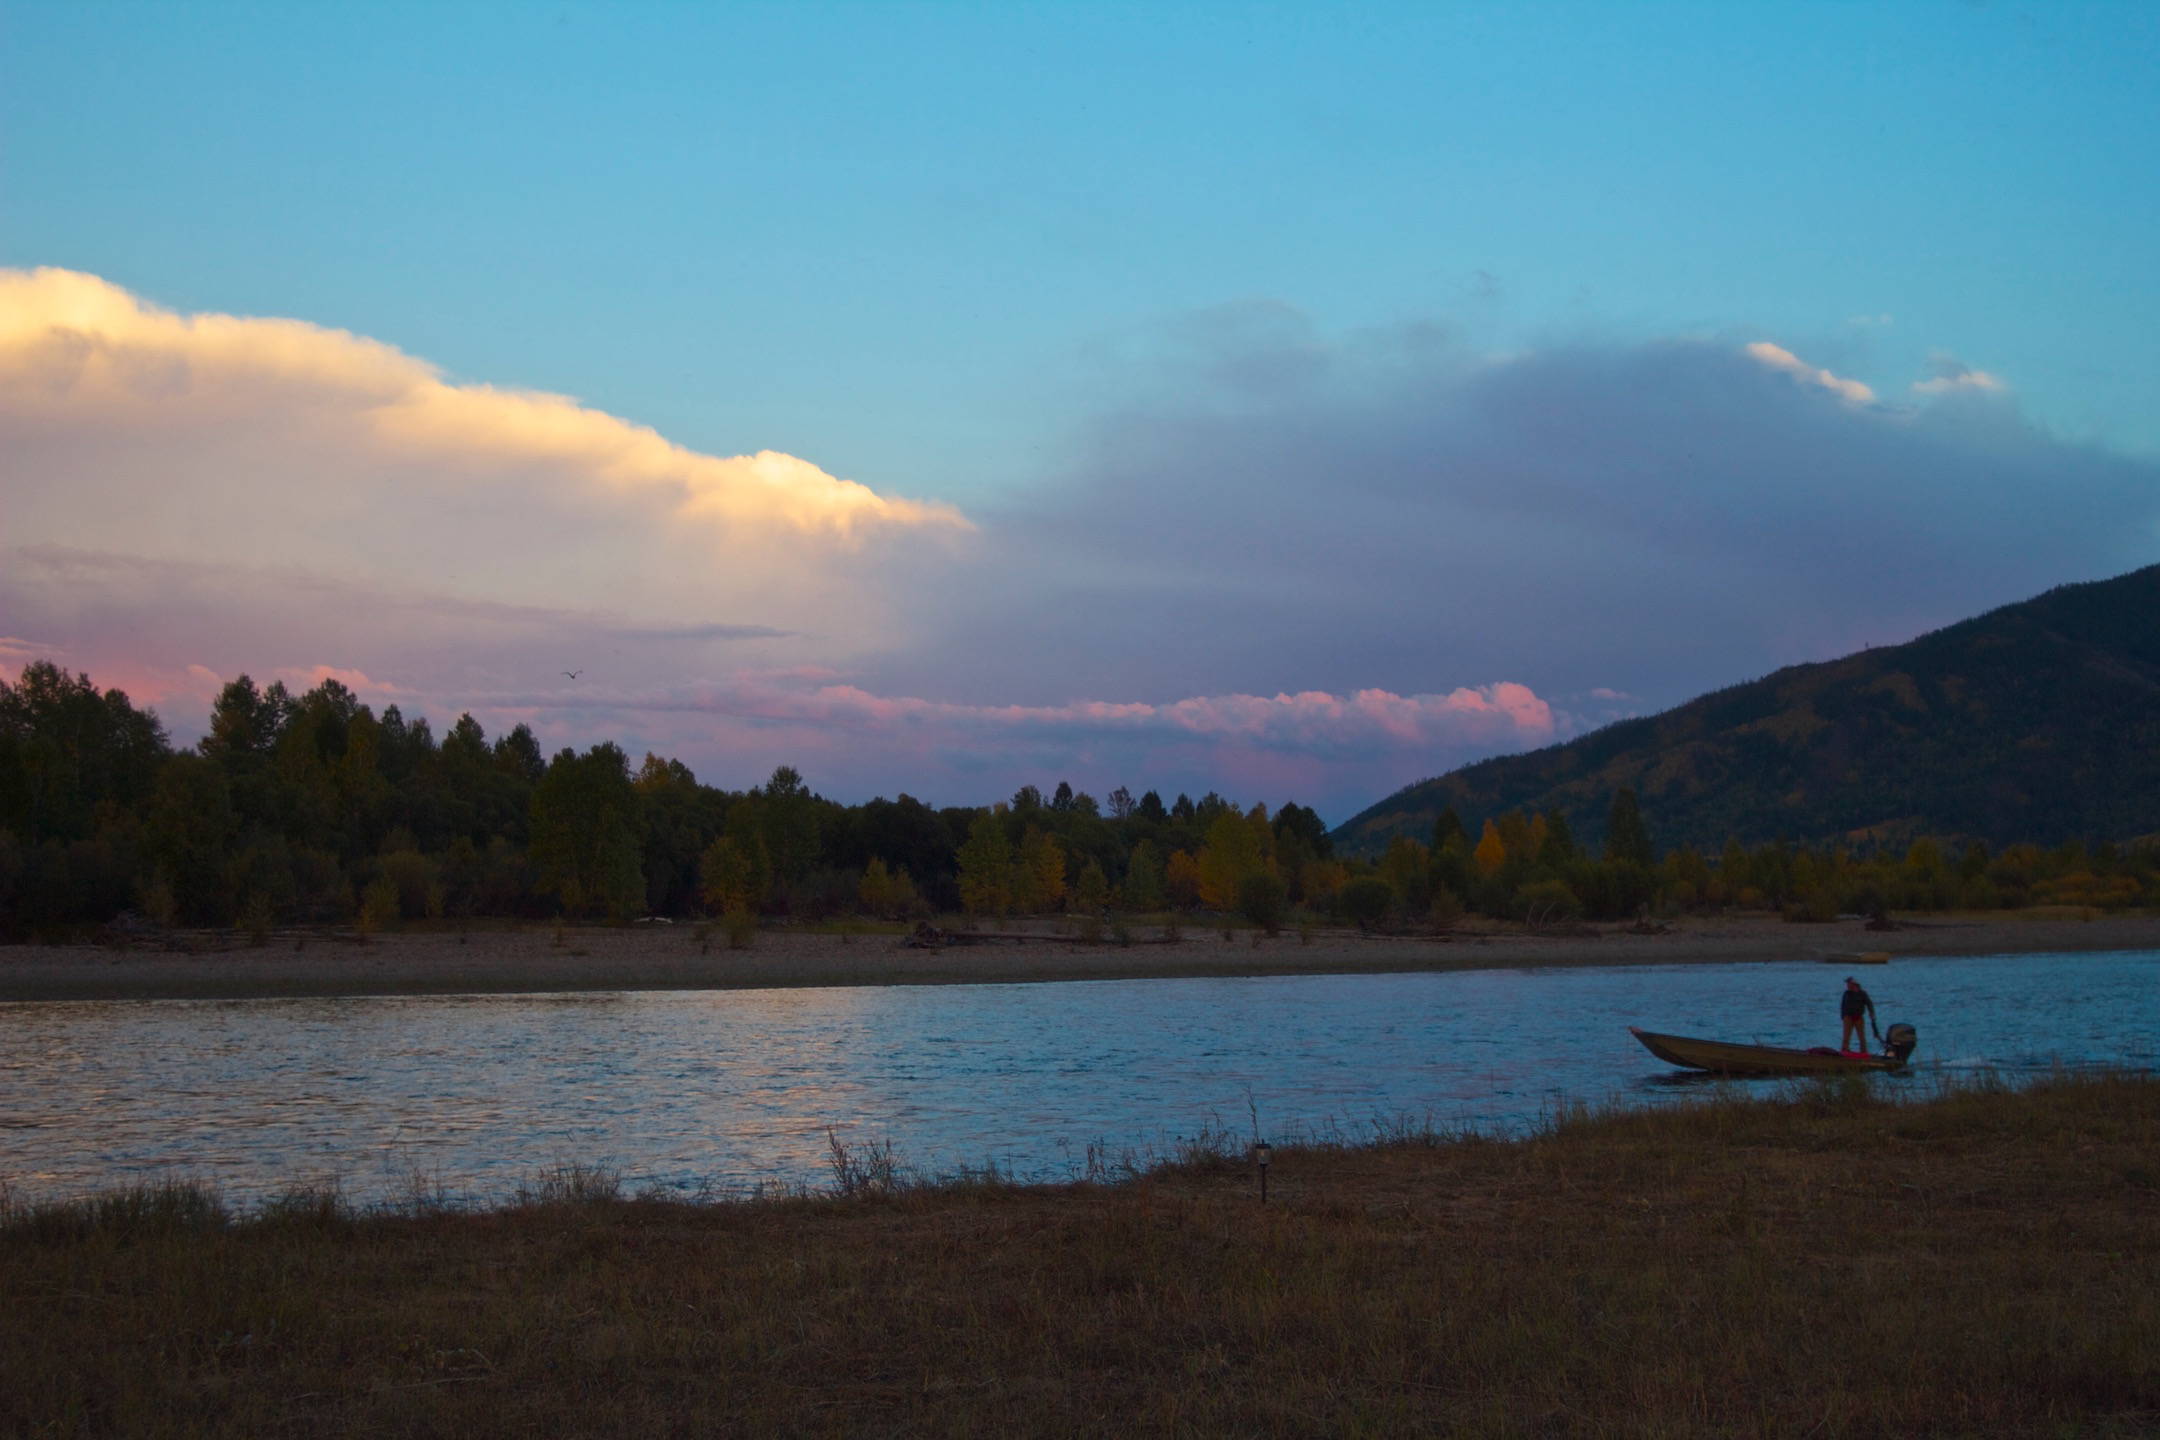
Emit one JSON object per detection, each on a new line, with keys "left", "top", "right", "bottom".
{"left": 5, "top": 1071, "right": 2154, "bottom": 1437}
{"left": 4, "top": 908, "right": 2158, "bottom": 1002}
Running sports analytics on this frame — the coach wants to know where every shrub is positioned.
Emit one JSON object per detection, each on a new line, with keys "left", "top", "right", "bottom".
{"left": 1237, "top": 872, "right": 1288, "bottom": 935}
{"left": 1782, "top": 887, "right": 1840, "bottom": 923}
{"left": 1519, "top": 877, "right": 1582, "bottom": 930}
{"left": 1428, "top": 886, "right": 1465, "bottom": 933}
{"left": 378, "top": 849, "right": 441, "bottom": 920}
{"left": 359, "top": 876, "right": 401, "bottom": 935}
{"left": 724, "top": 904, "right": 758, "bottom": 950}
{"left": 1337, "top": 876, "right": 1394, "bottom": 931}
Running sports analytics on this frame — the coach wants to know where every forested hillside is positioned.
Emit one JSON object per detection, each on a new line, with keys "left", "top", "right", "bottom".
{"left": 1334, "top": 565, "right": 2160, "bottom": 858}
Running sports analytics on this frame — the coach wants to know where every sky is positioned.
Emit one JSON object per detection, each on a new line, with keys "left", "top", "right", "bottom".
{"left": 4, "top": 1, "right": 2158, "bottom": 823}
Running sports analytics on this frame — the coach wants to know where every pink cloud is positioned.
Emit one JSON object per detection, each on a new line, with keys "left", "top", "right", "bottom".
{"left": 0, "top": 636, "right": 62, "bottom": 666}
{"left": 270, "top": 664, "right": 407, "bottom": 698}
{"left": 535, "top": 674, "right": 1558, "bottom": 751}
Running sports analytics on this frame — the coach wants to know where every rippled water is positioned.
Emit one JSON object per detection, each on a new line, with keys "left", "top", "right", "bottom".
{"left": 2, "top": 949, "right": 2153, "bottom": 1205}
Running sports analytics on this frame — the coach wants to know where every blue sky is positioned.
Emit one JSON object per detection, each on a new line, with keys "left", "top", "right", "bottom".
{"left": 5, "top": 1, "right": 2159, "bottom": 819}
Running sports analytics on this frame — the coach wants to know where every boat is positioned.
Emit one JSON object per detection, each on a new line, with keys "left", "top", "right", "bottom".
{"left": 1820, "top": 950, "right": 1891, "bottom": 965}
{"left": 1629, "top": 1022, "right": 1917, "bottom": 1075}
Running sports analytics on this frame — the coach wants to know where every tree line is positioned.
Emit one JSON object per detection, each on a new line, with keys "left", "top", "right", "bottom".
{"left": 4, "top": 661, "right": 2156, "bottom": 940}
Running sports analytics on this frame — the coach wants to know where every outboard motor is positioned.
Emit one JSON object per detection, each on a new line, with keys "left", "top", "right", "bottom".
{"left": 1882, "top": 1022, "right": 1918, "bottom": 1067}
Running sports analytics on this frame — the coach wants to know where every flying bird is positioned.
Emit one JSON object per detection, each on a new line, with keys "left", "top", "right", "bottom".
{"left": 563, "top": 670, "right": 582, "bottom": 680}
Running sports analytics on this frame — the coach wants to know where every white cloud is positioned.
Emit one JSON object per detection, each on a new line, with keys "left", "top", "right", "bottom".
{"left": 1912, "top": 353, "right": 2008, "bottom": 396}
{"left": 0, "top": 268, "right": 972, "bottom": 665}
{"left": 0, "top": 267, "right": 968, "bottom": 541}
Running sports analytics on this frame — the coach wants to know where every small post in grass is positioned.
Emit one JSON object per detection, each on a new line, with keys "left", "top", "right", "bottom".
{"left": 1254, "top": 1139, "right": 1272, "bottom": 1205}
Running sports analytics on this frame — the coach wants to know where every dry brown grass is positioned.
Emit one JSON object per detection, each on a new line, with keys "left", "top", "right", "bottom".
{"left": 5, "top": 1073, "right": 2157, "bottom": 1437}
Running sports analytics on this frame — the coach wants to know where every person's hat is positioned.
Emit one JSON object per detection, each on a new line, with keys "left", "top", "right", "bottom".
{"left": 1845, "top": 976, "right": 1857, "bottom": 984}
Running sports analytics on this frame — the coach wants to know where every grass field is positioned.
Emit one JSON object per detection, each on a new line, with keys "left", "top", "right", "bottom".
{"left": 5, "top": 1072, "right": 2156, "bottom": 1437}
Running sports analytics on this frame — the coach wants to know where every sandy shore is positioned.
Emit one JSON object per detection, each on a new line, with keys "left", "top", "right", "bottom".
{"left": 3, "top": 909, "right": 2156, "bottom": 1002}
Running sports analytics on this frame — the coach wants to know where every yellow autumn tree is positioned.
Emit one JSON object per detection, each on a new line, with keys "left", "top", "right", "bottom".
{"left": 700, "top": 834, "right": 766, "bottom": 913}
{"left": 1014, "top": 826, "right": 1067, "bottom": 913}
{"left": 859, "top": 857, "right": 903, "bottom": 917}
{"left": 1198, "top": 810, "right": 1265, "bottom": 911}
{"left": 1474, "top": 819, "right": 1509, "bottom": 877}
{"left": 1300, "top": 858, "right": 1348, "bottom": 908}
{"left": 1165, "top": 849, "right": 1203, "bottom": 910}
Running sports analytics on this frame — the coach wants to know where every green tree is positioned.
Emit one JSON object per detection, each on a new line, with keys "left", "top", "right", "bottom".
{"left": 529, "top": 743, "right": 645, "bottom": 919}
{"left": 634, "top": 752, "right": 711, "bottom": 914}
{"left": 1536, "top": 810, "right": 1577, "bottom": 867}
{"left": 1379, "top": 836, "right": 1432, "bottom": 916}
{"left": 1122, "top": 839, "right": 1166, "bottom": 911}
{"left": 1431, "top": 806, "right": 1466, "bottom": 855}
{"left": 700, "top": 834, "right": 765, "bottom": 914}
{"left": 955, "top": 809, "right": 1013, "bottom": 916}
{"left": 1074, "top": 857, "right": 1110, "bottom": 913}
{"left": 1237, "top": 871, "right": 1288, "bottom": 934}
{"left": 757, "top": 765, "right": 821, "bottom": 892}
{"left": 0, "top": 661, "right": 170, "bottom": 847}
{"left": 859, "top": 856, "right": 898, "bottom": 916}
{"left": 1338, "top": 875, "right": 1394, "bottom": 931}
{"left": 144, "top": 752, "right": 237, "bottom": 923}
{"left": 202, "top": 674, "right": 290, "bottom": 761}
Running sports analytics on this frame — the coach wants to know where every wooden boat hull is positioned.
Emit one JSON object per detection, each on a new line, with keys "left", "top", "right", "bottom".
{"left": 1630, "top": 1026, "right": 1907, "bottom": 1075}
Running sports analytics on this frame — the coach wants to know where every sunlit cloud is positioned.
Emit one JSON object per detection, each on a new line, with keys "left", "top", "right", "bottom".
{"left": 1743, "top": 340, "right": 1877, "bottom": 405}
{"left": 0, "top": 267, "right": 969, "bottom": 541}
{"left": 0, "top": 268, "right": 973, "bottom": 676}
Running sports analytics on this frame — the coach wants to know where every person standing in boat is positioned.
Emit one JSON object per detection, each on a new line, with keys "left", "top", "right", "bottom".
{"left": 1840, "top": 977, "right": 1880, "bottom": 1054}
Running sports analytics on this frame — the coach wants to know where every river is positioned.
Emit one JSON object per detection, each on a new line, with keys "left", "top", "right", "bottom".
{"left": 2, "top": 948, "right": 2153, "bottom": 1206}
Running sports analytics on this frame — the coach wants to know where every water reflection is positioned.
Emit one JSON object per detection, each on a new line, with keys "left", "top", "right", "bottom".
{"left": 1, "top": 949, "right": 2152, "bottom": 1205}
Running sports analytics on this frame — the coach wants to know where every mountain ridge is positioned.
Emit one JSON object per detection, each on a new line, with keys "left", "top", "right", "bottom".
{"left": 1331, "top": 564, "right": 2160, "bottom": 857}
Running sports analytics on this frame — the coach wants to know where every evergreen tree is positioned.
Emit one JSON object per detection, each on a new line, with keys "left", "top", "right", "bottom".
{"left": 1537, "top": 810, "right": 1577, "bottom": 867}
{"left": 1606, "top": 788, "right": 1654, "bottom": 868}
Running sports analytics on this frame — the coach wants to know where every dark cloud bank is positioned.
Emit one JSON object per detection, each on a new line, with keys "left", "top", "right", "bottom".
{"left": 887, "top": 310, "right": 2159, "bottom": 728}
